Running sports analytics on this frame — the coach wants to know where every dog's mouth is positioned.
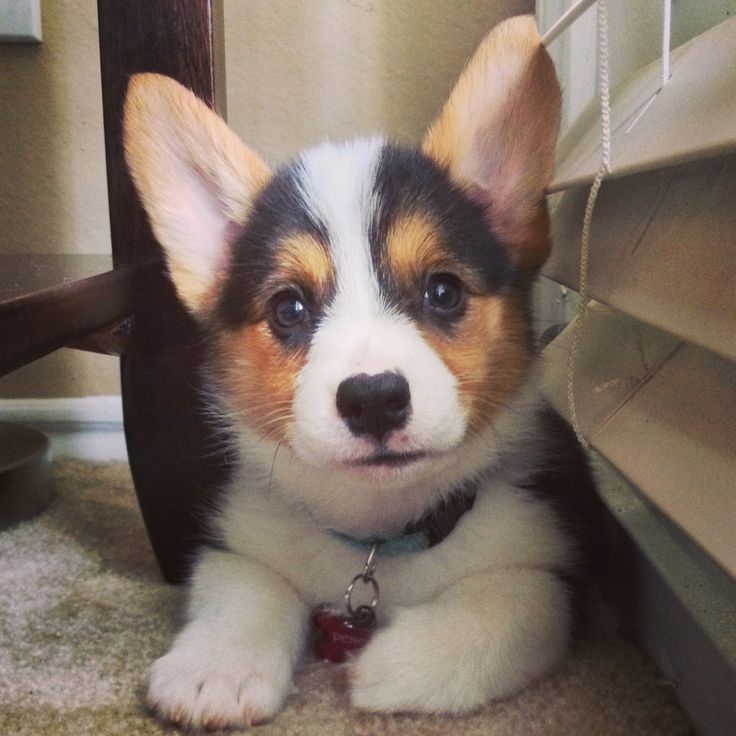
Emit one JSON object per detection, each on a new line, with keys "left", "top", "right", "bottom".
{"left": 353, "top": 450, "right": 428, "bottom": 468}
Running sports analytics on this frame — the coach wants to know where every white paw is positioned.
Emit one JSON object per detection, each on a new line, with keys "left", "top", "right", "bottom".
{"left": 147, "top": 643, "right": 293, "bottom": 730}
{"left": 350, "top": 571, "right": 570, "bottom": 715}
{"left": 349, "top": 606, "right": 488, "bottom": 714}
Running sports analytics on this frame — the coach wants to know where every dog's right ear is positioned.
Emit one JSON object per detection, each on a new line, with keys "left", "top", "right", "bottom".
{"left": 124, "top": 73, "right": 270, "bottom": 316}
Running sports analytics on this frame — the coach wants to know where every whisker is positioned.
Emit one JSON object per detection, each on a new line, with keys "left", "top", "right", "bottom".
{"left": 254, "top": 408, "right": 295, "bottom": 424}
{"left": 267, "top": 442, "right": 282, "bottom": 494}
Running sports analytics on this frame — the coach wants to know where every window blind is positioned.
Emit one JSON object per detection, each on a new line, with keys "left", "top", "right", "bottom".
{"left": 550, "top": 12, "right": 736, "bottom": 191}
{"left": 537, "top": 0, "right": 736, "bottom": 585}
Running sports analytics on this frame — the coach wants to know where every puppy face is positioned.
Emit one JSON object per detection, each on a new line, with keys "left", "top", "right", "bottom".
{"left": 124, "top": 16, "right": 560, "bottom": 534}
{"left": 214, "top": 139, "right": 530, "bottom": 470}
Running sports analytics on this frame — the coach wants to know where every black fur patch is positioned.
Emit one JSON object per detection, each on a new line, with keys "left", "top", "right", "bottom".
{"left": 519, "top": 407, "right": 606, "bottom": 635}
{"left": 217, "top": 162, "right": 328, "bottom": 330}
{"left": 369, "top": 144, "right": 516, "bottom": 321}
{"left": 218, "top": 143, "right": 516, "bottom": 337}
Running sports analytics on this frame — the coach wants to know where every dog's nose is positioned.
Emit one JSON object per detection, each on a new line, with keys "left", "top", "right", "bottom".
{"left": 336, "top": 371, "right": 411, "bottom": 442}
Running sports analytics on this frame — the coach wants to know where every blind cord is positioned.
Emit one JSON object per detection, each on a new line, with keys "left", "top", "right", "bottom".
{"left": 565, "top": 0, "right": 612, "bottom": 448}
{"left": 563, "top": 0, "right": 674, "bottom": 446}
{"left": 662, "top": 0, "right": 672, "bottom": 87}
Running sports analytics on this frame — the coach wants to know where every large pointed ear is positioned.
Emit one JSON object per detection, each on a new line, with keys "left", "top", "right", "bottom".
{"left": 423, "top": 15, "right": 560, "bottom": 272}
{"left": 124, "top": 73, "right": 270, "bottom": 315}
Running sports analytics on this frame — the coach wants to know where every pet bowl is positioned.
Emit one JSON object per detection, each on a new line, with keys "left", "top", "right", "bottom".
{"left": 0, "top": 422, "right": 52, "bottom": 530}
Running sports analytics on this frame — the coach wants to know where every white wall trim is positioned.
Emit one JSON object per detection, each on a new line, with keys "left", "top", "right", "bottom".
{"left": 0, "top": 396, "right": 127, "bottom": 461}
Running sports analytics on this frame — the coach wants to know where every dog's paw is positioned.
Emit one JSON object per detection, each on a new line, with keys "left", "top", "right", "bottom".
{"left": 350, "top": 571, "right": 570, "bottom": 715}
{"left": 349, "top": 606, "right": 487, "bottom": 714}
{"left": 147, "top": 646, "right": 293, "bottom": 731}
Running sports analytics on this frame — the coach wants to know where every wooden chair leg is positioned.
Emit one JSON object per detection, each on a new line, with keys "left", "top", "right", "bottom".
{"left": 98, "top": 0, "right": 230, "bottom": 583}
{"left": 119, "top": 281, "right": 233, "bottom": 583}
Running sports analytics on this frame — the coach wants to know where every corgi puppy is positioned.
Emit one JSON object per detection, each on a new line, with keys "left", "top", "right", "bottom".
{"left": 124, "top": 15, "right": 598, "bottom": 730}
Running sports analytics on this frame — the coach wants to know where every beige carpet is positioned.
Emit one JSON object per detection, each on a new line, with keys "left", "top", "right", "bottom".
{"left": 0, "top": 460, "right": 693, "bottom": 735}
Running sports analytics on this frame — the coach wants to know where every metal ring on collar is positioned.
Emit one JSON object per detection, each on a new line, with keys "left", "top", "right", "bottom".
{"left": 344, "top": 573, "right": 380, "bottom": 619}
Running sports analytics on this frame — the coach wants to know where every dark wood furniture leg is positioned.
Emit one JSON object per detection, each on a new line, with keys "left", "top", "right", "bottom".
{"left": 98, "top": 0, "right": 231, "bottom": 583}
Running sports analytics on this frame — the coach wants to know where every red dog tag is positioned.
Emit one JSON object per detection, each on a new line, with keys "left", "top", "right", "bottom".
{"left": 314, "top": 543, "right": 380, "bottom": 662}
{"left": 313, "top": 606, "right": 375, "bottom": 663}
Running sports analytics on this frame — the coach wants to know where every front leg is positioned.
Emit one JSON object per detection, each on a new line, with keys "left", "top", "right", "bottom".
{"left": 351, "top": 567, "right": 570, "bottom": 714}
{"left": 147, "top": 548, "right": 308, "bottom": 730}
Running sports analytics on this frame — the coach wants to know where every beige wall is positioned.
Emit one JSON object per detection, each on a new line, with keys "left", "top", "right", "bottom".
{"left": 0, "top": 0, "right": 531, "bottom": 399}
{"left": 223, "top": 0, "right": 531, "bottom": 161}
{"left": 0, "top": 0, "right": 117, "bottom": 398}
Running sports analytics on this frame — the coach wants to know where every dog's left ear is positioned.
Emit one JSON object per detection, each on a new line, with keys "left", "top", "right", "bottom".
{"left": 423, "top": 15, "right": 560, "bottom": 273}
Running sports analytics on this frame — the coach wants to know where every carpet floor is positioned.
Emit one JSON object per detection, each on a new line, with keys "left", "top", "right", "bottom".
{"left": 0, "top": 460, "right": 693, "bottom": 735}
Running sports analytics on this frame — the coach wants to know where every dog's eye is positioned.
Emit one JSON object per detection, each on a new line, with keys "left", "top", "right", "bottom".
{"left": 270, "top": 290, "right": 310, "bottom": 335}
{"left": 424, "top": 274, "right": 464, "bottom": 314}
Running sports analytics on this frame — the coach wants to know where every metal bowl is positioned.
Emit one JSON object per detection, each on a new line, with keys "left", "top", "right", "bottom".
{"left": 0, "top": 422, "right": 52, "bottom": 530}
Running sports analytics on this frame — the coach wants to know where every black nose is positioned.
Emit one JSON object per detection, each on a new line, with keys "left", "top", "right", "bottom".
{"left": 336, "top": 371, "right": 411, "bottom": 442}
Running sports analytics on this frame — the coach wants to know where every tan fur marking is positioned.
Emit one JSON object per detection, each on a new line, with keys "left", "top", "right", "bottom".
{"left": 421, "top": 294, "right": 532, "bottom": 432}
{"left": 272, "top": 233, "right": 334, "bottom": 298}
{"left": 385, "top": 213, "right": 484, "bottom": 293}
{"left": 214, "top": 234, "right": 332, "bottom": 441}
{"left": 217, "top": 324, "right": 305, "bottom": 444}
{"left": 386, "top": 212, "right": 532, "bottom": 430}
{"left": 386, "top": 213, "right": 444, "bottom": 285}
{"left": 238, "top": 233, "right": 335, "bottom": 322}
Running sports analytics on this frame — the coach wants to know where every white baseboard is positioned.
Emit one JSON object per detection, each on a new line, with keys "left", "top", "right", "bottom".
{"left": 0, "top": 396, "right": 127, "bottom": 461}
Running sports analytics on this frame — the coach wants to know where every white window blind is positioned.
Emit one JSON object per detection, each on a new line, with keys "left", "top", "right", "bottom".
{"left": 537, "top": 0, "right": 736, "bottom": 584}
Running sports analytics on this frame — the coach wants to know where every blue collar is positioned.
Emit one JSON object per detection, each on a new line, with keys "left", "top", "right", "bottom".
{"left": 330, "top": 529, "right": 430, "bottom": 556}
{"left": 330, "top": 481, "right": 477, "bottom": 556}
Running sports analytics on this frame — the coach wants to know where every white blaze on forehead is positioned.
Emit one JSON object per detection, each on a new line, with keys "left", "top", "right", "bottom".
{"left": 297, "top": 138, "right": 384, "bottom": 314}
{"left": 289, "top": 137, "right": 467, "bottom": 479}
